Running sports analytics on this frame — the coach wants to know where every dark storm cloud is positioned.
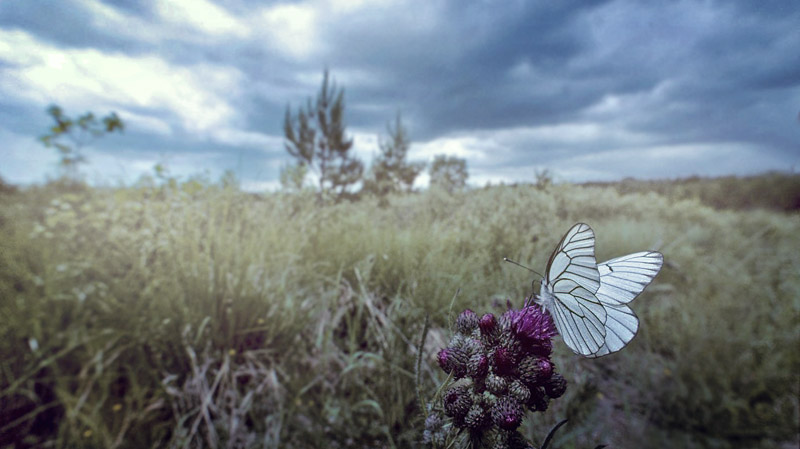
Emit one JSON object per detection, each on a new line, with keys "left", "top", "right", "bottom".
{"left": 0, "top": 0, "right": 146, "bottom": 52}
{"left": 1, "top": 0, "right": 798, "bottom": 187}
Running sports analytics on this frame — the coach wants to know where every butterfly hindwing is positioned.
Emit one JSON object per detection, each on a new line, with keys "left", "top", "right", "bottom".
{"left": 587, "top": 304, "right": 638, "bottom": 357}
{"left": 595, "top": 251, "right": 663, "bottom": 306}
{"left": 549, "top": 279, "right": 607, "bottom": 356}
{"left": 588, "top": 251, "right": 663, "bottom": 357}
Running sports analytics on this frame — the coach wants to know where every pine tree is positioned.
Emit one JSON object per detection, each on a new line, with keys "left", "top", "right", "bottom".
{"left": 429, "top": 155, "right": 468, "bottom": 193}
{"left": 363, "top": 113, "right": 424, "bottom": 203}
{"left": 283, "top": 70, "right": 364, "bottom": 201}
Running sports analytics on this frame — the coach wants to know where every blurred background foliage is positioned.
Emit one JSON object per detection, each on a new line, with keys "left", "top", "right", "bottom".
{"left": 0, "top": 173, "right": 798, "bottom": 448}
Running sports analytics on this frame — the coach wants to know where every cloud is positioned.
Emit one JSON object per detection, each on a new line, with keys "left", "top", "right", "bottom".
{"left": 154, "top": 0, "right": 249, "bottom": 37}
{"left": 254, "top": 3, "right": 319, "bottom": 60}
{"left": 0, "top": 28, "right": 242, "bottom": 133}
{"left": 1, "top": 0, "right": 798, "bottom": 189}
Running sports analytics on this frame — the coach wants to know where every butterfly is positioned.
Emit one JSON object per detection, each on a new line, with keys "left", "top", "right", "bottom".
{"left": 536, "top": 223, "right": 663, "bottom": 357}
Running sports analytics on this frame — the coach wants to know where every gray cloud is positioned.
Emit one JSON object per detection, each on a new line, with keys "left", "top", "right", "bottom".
{"left": 0, "top": 0, "right": 798, "bottom": 188}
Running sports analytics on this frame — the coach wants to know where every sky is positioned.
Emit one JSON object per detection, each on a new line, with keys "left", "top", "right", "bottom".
{"left": 1, "top": 0, "right": 799, "bottom": 191}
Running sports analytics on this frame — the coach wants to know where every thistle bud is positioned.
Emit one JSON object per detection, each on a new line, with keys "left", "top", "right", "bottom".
{"left": 479, "top": 313, "right": 497, "bottom": 336}
{"left": 518, "top": 356, "right": 553, "bottom": 386}
{"left": 544, "top": 373, "right": 567, "bottom": 399}
{"left": 456, "top": 309, "right": 479, "bottom": 335}
{"left": 444, "top": 385, "right": 473, "bottom": 420}
{"left": 436, "top": 348, "right": 451, "bottom": 372}
{"left": 527, "top": 387, "right": 550, "bottom": 412}
{"left": 464, "top": 403, "right": 490, "bottom": 430}
{"left": 491, "top": 397, "right": 523, "bottom": 431}
{"left": 509, "top": 379, "right": 531, "bottom": 404}
{"left": 529, "top": 339, "right": 553, "bottom": 357}
{"left": 437, "top": 347, "right": 469, "bottom": 378}
{"left": 493, "top": 347, "right": 516, "bottom": 376}
{"left": 423, "top": 412, "right": 447, "bottom": 446}
{"left": 486, "top": 373, "right": 508, "bottom": 395}
{"left": 469, "top": 353, "right": 490, "bottom": 379}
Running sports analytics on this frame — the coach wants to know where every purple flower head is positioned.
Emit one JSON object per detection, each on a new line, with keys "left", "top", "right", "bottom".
{"left": 510, "top": 304, "right": 557, "bottom": 345}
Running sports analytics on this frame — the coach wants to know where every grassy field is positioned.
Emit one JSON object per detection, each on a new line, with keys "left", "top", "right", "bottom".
{"left": 1, "top": 178, "right": 798, "bottom": 448}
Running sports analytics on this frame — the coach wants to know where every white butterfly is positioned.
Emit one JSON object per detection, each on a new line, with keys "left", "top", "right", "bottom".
{"left": 536, "top": 223, "right": 663, "bottom": 357}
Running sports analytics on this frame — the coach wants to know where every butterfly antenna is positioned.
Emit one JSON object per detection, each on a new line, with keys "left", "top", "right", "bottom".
{"left": 503, "top": 257, "right": 544, "bottom": 279}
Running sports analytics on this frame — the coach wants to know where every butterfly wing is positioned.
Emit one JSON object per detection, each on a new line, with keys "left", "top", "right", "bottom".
{"left": 545, "top": 223, "right": 601, "bottom": 294}
{"left": 588, "top": 251, "right": 663, "bottom": 357}
{"left": 543, "top": 223, "right": 606, "bottom": 356}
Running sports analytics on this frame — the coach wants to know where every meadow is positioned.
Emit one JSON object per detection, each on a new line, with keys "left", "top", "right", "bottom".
{"left": 1, "top": 177, "right": 798, "bottom": 448}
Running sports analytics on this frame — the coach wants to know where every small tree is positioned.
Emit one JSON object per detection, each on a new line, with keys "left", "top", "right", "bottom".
{"left": 283, "top": 70, "right": 364, "bottom": 200}
{"left": 279, "top": 162, "right": 309, "bottom": 192}
{"left": 39, "top": 105, "right": 124, "bottom": 179}
{"left": 363, "top": 113, "right": 425, "bottom": 202}
{"left": 429, "top": 155, "right": 468, "bottom": 193}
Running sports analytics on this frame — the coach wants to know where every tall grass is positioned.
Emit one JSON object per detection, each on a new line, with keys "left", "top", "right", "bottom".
{"left": 0, "top": 180, "right": 797, "bottom": 448}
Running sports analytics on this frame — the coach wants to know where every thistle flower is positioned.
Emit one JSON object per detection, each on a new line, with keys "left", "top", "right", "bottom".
{"left": 510, "top": 304, "right": 557, "bottom": 346}
{"left": 428, "top": 304, "right": 569, "bottom": 447}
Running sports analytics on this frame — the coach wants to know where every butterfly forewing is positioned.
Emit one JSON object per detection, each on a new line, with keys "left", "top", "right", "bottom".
{"left": 545, "top": 223, "right": 601, "bottom": 294}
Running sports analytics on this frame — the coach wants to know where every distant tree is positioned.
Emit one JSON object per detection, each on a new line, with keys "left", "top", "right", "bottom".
{"left": 534, "top": 168, "right": 553, "bottom": 191}
{"left": 283, "top": 70, "right": 364, "bottom": 200}
{"left": 363, "top": 113, "right": 425, "bottom": 202}
{"left": 38, "top": 105, "right": 124, "bottom": 179}
{"left": 429, "top": 155, "right": 468, "bottom": 193}
{"left": 279, "top": 162, "right": 309, "bottom": 192}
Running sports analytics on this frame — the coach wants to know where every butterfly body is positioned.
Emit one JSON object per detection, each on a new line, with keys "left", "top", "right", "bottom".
{"left": 535, "top": 223, "right": 663, "bottom": 358}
